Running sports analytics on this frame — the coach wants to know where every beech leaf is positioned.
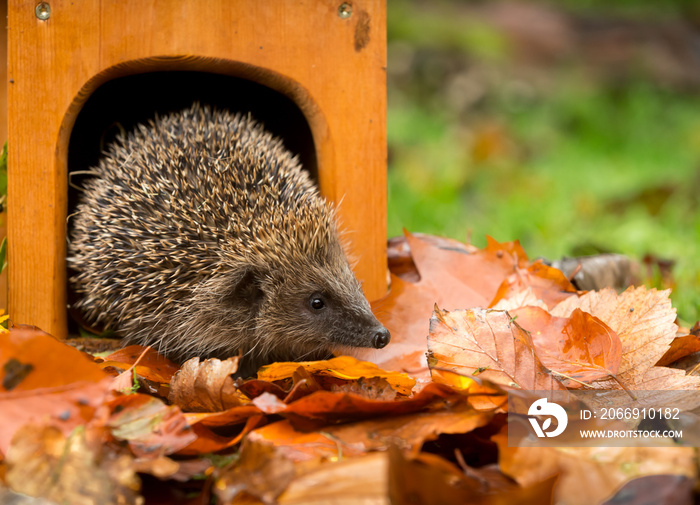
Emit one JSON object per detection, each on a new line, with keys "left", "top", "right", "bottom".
{"left": 428, "top": 307, "right": 567, "bottom": 391}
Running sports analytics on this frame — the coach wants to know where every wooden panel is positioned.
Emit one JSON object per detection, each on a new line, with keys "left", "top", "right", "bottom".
{"left": 8, "top": 0, "right": 387, "bottom": 338}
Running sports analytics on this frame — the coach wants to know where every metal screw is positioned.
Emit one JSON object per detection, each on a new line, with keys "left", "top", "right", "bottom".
{"left": 338, "top": 3, "right": 352, "bottom": 19}
{"left": 35, "top": 2, "right": 51, "bottom": 21}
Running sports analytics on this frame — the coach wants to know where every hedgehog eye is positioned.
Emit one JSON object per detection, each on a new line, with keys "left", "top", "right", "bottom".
{"left": 309, "top": 296, "right": 326, "bottom": 311}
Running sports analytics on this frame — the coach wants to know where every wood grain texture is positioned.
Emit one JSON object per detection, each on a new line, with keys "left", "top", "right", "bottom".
{"left": 8, "top": 0, "right": 387, "bottom": 338}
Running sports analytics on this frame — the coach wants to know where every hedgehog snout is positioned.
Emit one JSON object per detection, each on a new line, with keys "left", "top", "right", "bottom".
{"left": 372, "top": 327, "right": 391, "bottom": 349}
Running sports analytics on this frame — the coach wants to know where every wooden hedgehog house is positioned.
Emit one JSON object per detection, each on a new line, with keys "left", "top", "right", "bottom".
{"left": 8, "top": 0, "right": 388, "bottom": 338}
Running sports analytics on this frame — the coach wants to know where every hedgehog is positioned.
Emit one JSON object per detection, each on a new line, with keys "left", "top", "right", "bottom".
{"left": 68, "top": 103, "right": 390, "bottom": 377}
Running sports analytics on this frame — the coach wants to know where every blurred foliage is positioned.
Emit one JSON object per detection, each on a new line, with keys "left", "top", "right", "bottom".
{"left": 386, "top": 0, "right": 700, "bottom": 324}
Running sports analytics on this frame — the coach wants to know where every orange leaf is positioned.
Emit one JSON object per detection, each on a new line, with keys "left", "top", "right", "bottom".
{"left": 428, "top": 307, "right": 567, "bottom": 391}
{"left": 511, "top": 306, "right": 622, "bottom": 387}
{"left": 551, "top": 287, "right": 700, "bottom": 389}
{"left": 490, "top": 260, "right": 579, "bottom": 309}
{"left": 1, "top": 327, "right": 108, "bottom": 391}
{"left": 247, "top": 401, "right": 493, "bottom": 462}
{"left": 388, "top": 446, "right": 557, "bottom": 505}
{"left": 268, "top": 382, "right": 463, "bottom": 431}
{"left": 656, "top": 332, "right": 700, "bottom": 367}
{"left": 369, "top": 232, "right": 529, "bottom": 377}
{"left": 100, "top": 345, "right": 180, "bottom": 384}
{"left": 256, "top": 356, "right": 415, "bottom": 396}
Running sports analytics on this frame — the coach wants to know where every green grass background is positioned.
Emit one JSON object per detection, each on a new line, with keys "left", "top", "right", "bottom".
{"left": 386, "top": 0, "right": 700, "bottom": 324}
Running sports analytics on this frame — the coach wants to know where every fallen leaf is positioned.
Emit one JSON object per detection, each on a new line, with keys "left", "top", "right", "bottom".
{"left": 494, "top": 429, "right": 696, "bottom": 505}
{"left": 367, "top": 233, "right": 529, "bottom": 377}
{"left": 169, "top": 356, "right": 243, "bottom": 412}
{"left": 262, "top": 381, "right": 463, "bottom": 431}
{"left": 656, "top": 333, "right": 700, "bottom": 367}
{"left": 490, "top": 261, "right": 579, "bottom": 309}
{"left": 5, "top": 424, "right": 142, "bottom": 504}
{"left": 511, "top": 306, "right": 622, "bottom": 387}
{"left": 1, "top": 327, "right": 107, "bottom": 391}
{"left": 427, "top": 307, "right": 567, "bottom": 391}
{"left": 105, "top": 393, "right": 197, "bottom": 458}
{"left": 256, "top": 356, "right": 416, "bottom": 396}
{"left": 214, "top": 437, "right": 296, "bottom": 505}
{"left": 245, "top": 401, "right": 493, "bottom": 462}
{"left": 388, "top": 446, "right": 557, "bottom": 505}
{"left": 100, "top": 345, "right": 180, "bottom": 384}
{"left": 278, "top": 452, "right": 389, "bottom": 505}
{"left": 0, "top": 378, "right": 114, "bottom": 457}
{"left": 551, "top": 287, "right": 700, "bottom": 390}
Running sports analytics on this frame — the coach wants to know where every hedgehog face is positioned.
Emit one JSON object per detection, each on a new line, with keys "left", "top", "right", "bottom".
{"left": 228, "top": 255, "right": 390, "bottom": 370}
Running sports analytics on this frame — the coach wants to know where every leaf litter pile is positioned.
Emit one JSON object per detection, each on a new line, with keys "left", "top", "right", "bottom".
{"left": 2, "top": 232, "right": 700, "bottom": 504}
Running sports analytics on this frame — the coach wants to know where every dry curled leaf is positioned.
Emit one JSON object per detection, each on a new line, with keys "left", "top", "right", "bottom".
{"left": 169, "top": 356, "right": 243, "bottom": 412}
{"left": 490, "top": 260, "right": 579, "bottom": 310}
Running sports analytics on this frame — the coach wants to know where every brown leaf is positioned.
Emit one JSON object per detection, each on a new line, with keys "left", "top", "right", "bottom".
{"left": 427, "top": 307, "right": 567, "bottom": 391}
{"left": 493, "top": 429, "right": 695, "bottom": 505}
{"left": 511, "top": 306, "right": 622, "bottom": 387}
{"left": 388, "top": 446, "right": 557, "bottom": 505}
{"left": 601, "top": 474, "right": 694, "bottom": 505}
{"left": 490, "top": 261, "right": 579, "bottom": 309}
{"left": 104, "top": 394, "right": 196, "bottom": 458}
{"left": 367, "top": 233, "right": 529, "bottom": 377}
{"left": 656, "top": 333, "right": 700, "bottom": 367}
{"left": 214, "top": 437, "right": 296, "bottom": 505}
{"left": 169, "top": 356, "right": 243, "bottom": 412}
{"left": 552, "top": 254, "right": 639, "bottom": 292}
{"left": 5, "top": 424, "right": 142, "bottom": 504}
{"left": 551, "top": 287, "right": 700, "bottom": 389}
{"left": 278, "top": 452, "right": 389, "bottom": 505}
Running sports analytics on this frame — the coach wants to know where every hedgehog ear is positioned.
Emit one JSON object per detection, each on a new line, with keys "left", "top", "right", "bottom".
{"left": 229, "top": 267, "right": 266, "bottom": 315}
